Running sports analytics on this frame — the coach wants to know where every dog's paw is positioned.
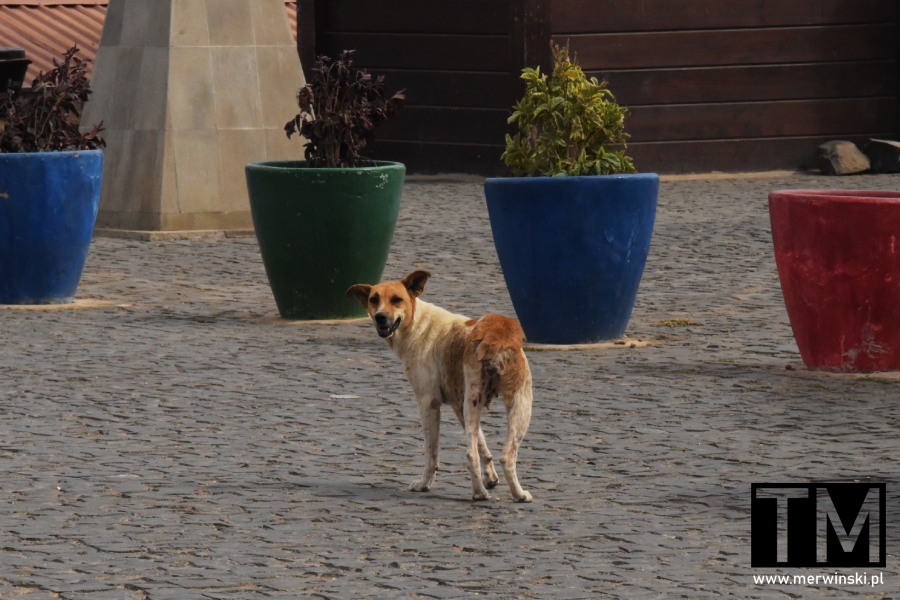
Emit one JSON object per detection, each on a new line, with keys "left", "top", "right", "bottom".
{"left": 514, "top": 490, "right": 533, "bottom": 503}
{"left": 484, "top": 463, "right": 499, "bottom": 489}
{"left": 472, "top": 492, "right": 491, "bottom": 502}
{"left": 408, "top": 480, "right": 431, "bottom": 492}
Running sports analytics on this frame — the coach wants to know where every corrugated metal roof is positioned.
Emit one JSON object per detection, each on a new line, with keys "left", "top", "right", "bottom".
{"left": 1, "top": 2, "right": 105, "bottom": 83}
{"left": 0, "top": 1, "right": 298, "bottom": 84}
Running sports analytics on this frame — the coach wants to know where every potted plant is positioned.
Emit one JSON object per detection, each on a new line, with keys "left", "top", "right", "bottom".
{"left": 770, "top": 189, "right": 900, "bottom": 372}
{"left": 245, "top": 50, "right": 406, "bottom": 320}
{"left": 0, "top": 46, "right": 105, "bottom": 305}
{"left": 483, "top": 44, "right": 659, "bottom": 344}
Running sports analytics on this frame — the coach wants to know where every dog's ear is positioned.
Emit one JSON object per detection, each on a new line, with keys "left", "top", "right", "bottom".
{"left": 346, "top": 283, "right": 372, "bottom": 307}
{"left": 402, "top": 270, "right": 431, "bottom": 298}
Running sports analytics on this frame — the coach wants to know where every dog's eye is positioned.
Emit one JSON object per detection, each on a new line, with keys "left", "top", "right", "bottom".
{"left": 369, "top": 294, "right": 380, "bottom": 305}
{"left": 391, "top": 296, "right": 403, "bottom": 306}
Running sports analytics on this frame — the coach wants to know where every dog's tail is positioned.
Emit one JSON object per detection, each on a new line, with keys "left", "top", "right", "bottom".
{"left": 466, "top": 315, "right": 529, "bottom": 408}
{"left": 468, "top": 314, "right": 526, "bottom": 376}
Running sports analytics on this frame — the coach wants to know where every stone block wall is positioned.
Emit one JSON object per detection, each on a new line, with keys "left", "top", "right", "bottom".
{"left": 83, "top": 0, "right": 305, "bottom": 232}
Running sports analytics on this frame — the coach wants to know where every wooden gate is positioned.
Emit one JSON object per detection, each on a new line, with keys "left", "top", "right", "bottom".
{"left": 299, "top": 0, "right": 899, "bottom": 174}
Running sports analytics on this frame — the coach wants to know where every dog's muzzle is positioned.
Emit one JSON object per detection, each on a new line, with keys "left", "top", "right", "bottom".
{"left": 374, "top": 312, "right": 401, "bottom": 338}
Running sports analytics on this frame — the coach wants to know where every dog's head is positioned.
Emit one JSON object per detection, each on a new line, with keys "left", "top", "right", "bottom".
{"left": 346, "top": 270, "right": 430, "bottom": 339}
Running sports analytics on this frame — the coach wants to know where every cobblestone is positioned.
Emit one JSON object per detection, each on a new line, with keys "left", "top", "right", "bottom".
{"left": 1, "top": 172, "right": 898, "bottom": 598}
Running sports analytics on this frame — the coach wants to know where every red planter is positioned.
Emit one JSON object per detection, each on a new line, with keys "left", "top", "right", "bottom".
{"left": 769, "top": 189, "right": 900, "bottom": 372}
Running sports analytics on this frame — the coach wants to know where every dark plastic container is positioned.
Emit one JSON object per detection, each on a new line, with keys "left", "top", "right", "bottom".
{"left": 0, "top": 47, "right": 32, "bottom": 93}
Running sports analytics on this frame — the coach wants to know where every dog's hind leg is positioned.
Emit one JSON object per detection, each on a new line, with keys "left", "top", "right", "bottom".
{"left": 452, "top": 404, "right": 499, "bottom": 490}
{"left": 479, "top": 432, "right": 500, "bottom": 489}
{"left": 463, "top": 367, "right": 492, "bottom": 501}
{"left": 464, "top": 401, "right": 490, "bottom": 501}
{"left": 501, "top": 375, "right": 533, "bottom": 503}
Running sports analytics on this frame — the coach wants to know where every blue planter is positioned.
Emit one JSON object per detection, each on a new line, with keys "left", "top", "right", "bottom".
{"left": 484, "top": 174, "right": 658, "bottom": 344}
{"left": 0, "top": 150, "right": 103, "bottom": 304}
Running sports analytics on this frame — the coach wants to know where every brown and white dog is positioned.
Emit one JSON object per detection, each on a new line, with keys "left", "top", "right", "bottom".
{"left": 347, "top": 270, "right": 534, "bottom": 502}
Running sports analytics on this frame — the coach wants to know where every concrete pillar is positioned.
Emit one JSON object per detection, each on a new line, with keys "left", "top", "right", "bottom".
{"left": 82, "top": 0, "right": 304, "bottom": 233}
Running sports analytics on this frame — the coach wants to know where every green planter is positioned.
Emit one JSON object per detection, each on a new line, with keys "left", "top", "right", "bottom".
{"left": 245, "top": 160, "right": 404, "bottom": 319}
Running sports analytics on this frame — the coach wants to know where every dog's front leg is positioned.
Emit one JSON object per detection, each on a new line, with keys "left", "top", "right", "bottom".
{"left": 409, "top": 395, "right": 441, "bottom": 492}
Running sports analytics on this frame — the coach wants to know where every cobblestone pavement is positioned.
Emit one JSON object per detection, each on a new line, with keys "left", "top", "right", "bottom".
{"left": 1, "top": 172, "right": 898, "bottom": 599}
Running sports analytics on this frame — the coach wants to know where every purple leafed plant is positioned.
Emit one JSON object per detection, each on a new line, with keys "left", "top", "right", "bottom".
{"left": 0, "top": 45, "right": 105, "bottom": 153}
{"left": 285, "top": 50, "right": 405, "bottom": 168}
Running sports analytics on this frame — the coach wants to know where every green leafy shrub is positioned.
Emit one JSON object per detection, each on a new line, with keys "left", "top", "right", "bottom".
{"left": 502, "top": 44, "right": 635, "bottom": 177}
